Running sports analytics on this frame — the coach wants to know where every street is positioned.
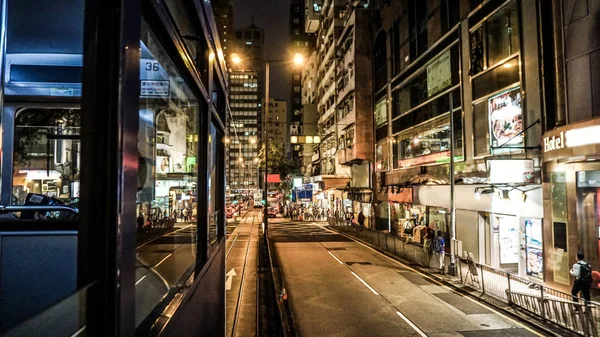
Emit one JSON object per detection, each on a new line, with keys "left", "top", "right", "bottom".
{"left": 268, "top": 217, "right": 543, "bottom": 337}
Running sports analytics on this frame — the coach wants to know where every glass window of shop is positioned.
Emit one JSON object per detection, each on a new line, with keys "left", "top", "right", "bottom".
{"left": 576, "top": 171, "right": 600, "bottom": 280}
{"left": 550, "top": 172, "right": 570, "bottom": 285}
{"left": 391, "top": 44, "right": 460, "bottom": 134}
{"left": 375, "top": 141, "right": 388, "bottom": 172}
{"left": 393, "top": 117, "right": 451, "bottom": 169}
{"left": 135, "top": 21, "right": 200, "bottom": 329}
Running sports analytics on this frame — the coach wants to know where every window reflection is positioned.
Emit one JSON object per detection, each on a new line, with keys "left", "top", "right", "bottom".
{"left": 13, "top": 109, "right": 81, "bottom": 205}
{"left": 135, "top": 21, "right": 199, "bottom": 329}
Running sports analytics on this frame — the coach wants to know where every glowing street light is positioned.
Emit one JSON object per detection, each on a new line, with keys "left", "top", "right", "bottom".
{"left": 231, "top": 53, "right": 241, "bottom": 65}
{"left": 238, "top": 157, "right": 244, "bottom": 163}
{"left": 254, "top": 157, "right": 259, "bottom": 164}
{"left": 224, "top": 137, "right": 230, "bottom": 144}
{"left": 250, "top": 137, "right": 257, "bottom": 144}
{"left": 293, "top": 53, "right": 304, "bottom": 66}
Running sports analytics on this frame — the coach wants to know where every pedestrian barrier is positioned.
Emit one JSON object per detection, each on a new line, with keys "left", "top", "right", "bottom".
{"left": 327, "top": 217, "right": 600, "bottom": 336}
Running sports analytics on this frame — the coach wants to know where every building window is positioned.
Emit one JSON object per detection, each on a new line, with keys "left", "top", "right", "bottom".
{"left": 254, "top": 31, "right": 261, "bottom": 40}
{"left": 408, "top": 0, "right": 428, "bottom": 60}
{"left": 393, "top": 117, "right": 450, "bottom": 169}
{"left": 374, "top": 31, "right": 387, "bottom": 90}
{"left": 293, "top": 86, "right": 300, "bottom": 92}
{"left": 469, "top": 0, "right": 520, "bottom": 76}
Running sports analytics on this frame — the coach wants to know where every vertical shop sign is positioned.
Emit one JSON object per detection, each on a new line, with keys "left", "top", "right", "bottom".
{"left": 489, "top": 87, "right": 523, "bottom": 152}
{"left": 525, "top": 218, "right": 543, "bottom": 279}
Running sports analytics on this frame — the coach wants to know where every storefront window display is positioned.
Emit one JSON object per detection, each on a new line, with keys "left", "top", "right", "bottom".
{"left": 392, "top": 203, "right": 450, "bottom": 247}
{"left": 395, "top": 117, "right": 451, "bottom": 168}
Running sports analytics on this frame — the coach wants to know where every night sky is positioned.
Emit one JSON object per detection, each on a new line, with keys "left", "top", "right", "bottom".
{"left": 233, "top": 0, "right": 291, "bottom": 102}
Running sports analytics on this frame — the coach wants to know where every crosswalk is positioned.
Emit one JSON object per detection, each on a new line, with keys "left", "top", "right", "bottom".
{"left": 268, "top": 220, "right": 351, "bottom": 243}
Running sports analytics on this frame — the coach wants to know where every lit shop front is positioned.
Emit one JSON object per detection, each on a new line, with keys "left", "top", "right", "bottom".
{"left": 542, "top": 119, "right": 600, "bottom": 292}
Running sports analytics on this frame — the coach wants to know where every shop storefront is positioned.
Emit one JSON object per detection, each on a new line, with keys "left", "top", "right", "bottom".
{"left": 542, "top": 119, "right": 600, "bottom": 292}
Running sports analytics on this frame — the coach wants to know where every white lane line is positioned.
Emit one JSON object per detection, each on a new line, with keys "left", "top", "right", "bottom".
{"left": 321, "top": 225, "right": 544, "bottom": 337}
{"left": 396, "top": 311, "right": 427, "bottom": 337}
{"left": 350, "top": 271, "right": 379, "bottom": 296}
{"left": 154, "top": 253, "right": 173, "bottom": 268}
{"left": 70, "top": 326, "right": 85, "bottom": 337}
{"left": 327, "top": 251, "right": 344, "bottom": 265}
{"left": 135, "top": 275, "right": 147, "bottom": 286}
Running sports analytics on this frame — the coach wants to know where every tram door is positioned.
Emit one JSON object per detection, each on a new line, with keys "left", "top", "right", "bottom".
{"left": 1, "top": 104, "right": 81, "bottom": 205}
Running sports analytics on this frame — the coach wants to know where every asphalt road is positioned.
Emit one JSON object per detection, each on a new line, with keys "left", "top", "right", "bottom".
{"left": 269, "top": 218, "right": 543, "bottom": 337}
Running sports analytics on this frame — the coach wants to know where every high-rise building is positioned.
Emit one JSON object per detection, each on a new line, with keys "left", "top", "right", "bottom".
{"left": 211, "top": 0, "right": 234, "bottom": 66}
{"left": 301, "top": 51, "right": 319, "bottom": 177}
{"left": 227, "top": 70, "right": 261, "bottom": 192}
{"left": 226, "top": 22, "right": 265, "bottom": 194}
{"left": 232, "top": 21, "right": 265, "bottom": 82}
{"left": 289, "top": 0, "right": 315, "bottom": 164}
{"left": 266, "top": 98, "right": 288, "bottom": 151}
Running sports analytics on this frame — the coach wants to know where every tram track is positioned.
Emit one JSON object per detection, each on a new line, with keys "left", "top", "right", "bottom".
{"left": 229, "top": 211, "right": 257, "bottom": 337}
{"left": 226, "top": 208, "right": 253, "bottom": 259}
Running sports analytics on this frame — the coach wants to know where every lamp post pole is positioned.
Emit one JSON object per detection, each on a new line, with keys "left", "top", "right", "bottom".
{"left": 263, "top": 61, "right": 270, "bottom": 237}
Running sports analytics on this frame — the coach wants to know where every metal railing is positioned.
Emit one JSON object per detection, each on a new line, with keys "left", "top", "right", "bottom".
{"left": 328, "top": 217, "right": 600, "bottom": 336}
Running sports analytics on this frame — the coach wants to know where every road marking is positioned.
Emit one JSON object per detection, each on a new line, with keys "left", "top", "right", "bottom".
{"left": 154, "top": 253, "right": 173, "bottom": 268}
{"left": 135, "top": 275, "right": 147, "bottom": 286}
{"left": 327, "top": 251, "right": 344, "bottom": 264}
{"left": 225, "top": 268, "right": 237, "bottom": 290}
{"left": 321, "top": 225, "right": 545, "bottom": 337}
{"left": 396, "top": 311, "right": 428, "bottom": 337}
{"left": 351, "top": 271, "right": 379, "bottom": 295}
{"left": 70, "top": 326, "right": 85, "bottom": 337}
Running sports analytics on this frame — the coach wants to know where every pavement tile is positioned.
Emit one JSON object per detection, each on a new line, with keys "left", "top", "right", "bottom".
{"left": 458, "top": 327, "right": 538, "bottom": 337}
{"left": 433, "top": 293, "right": 492, "bottom": 315}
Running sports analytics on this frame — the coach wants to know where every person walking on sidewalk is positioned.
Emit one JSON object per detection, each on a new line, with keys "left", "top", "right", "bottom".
{"left": 433, "top": 231, "right": 445, "bottom": 274}
{"left": 570, "top": 252, "right": 592, "bottom": 309}
{"left": 358, "top": 211, "right": 365, "bottom": 230}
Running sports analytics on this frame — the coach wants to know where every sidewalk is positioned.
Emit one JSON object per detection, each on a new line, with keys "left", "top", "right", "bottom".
{"left": 327, "top": 219, "right": 594, "bottom": 337}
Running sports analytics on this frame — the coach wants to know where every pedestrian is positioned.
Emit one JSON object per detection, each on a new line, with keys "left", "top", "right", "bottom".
{"left": 570, "top": 252, "right": 592, "bottom": 309}
{"left": 137, "top": 213, "right": 144, "bottom": 230}
{"left": 423, "top": 223, "right": 434, "bottom": 253}
{"left": 432, "top": 231, "right": 446, "bottom": 274}
{"left": 358, "top": 211, "right": 365, "bottom": 229}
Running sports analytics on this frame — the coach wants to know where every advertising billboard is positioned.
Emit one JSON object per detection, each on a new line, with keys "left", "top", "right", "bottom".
{"left": 489, "top": 87, "right": 523, "bottom": 152}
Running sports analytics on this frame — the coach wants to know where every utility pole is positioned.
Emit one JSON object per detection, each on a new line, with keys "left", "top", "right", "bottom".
{"left": 263, "top": 61, "right": 270, "bottom": 237}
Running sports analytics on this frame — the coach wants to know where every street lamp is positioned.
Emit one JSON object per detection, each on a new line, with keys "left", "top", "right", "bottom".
{"left": 231, "top": 53, "right": 241, "bottom": 65}
{"left": 263, "top": 55, "right": 305, "bottom": 237}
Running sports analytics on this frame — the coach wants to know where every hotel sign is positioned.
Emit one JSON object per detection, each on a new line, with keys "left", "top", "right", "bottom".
{"left": 543, "top": 125, "right": 600, "bottom": 153}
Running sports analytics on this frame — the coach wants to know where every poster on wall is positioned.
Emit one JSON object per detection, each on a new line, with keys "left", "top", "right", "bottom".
{"left": 374, "top": 99, "right": 387, "bottom": 127}
{"left": 427, "top": 51, "right": 451, "bottom": 97}
{"left": 498, "top": 216, "right": 519, "bottom": 264}
{"left": 488, "top": 87, "right": 523, "bottom": 151}
{"left": 525, "top": 218, "right": 543, "bottom": 278}
{"left": 156, "top": 156, "right": 170, "bottom": 174}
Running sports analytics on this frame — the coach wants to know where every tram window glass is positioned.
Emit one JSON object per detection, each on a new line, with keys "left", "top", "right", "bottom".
{"left": 135, "top": 21, "right": 200, "bottom": 329}
{"left": 208, "top": 122, "right": 218, "bottom": 244}
{"left": 13, "top": 109, "right": 81, "bottom": 205}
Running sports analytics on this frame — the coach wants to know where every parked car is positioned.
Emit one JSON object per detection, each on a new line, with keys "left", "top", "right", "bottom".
{"left": 268, "top": 207, "right": 277, "bottom": 218}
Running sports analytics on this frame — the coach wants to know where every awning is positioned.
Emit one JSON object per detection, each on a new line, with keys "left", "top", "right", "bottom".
{"left": 267, "top": 174, "right": 281, "bottom": 183}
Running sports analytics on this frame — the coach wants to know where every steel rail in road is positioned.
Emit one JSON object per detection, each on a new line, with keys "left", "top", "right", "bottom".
{"left": 226, "top": 208, "right": 253, "bottom": 259}
{"left": 229, "top": 211, "right": 257, "bottom": 337}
